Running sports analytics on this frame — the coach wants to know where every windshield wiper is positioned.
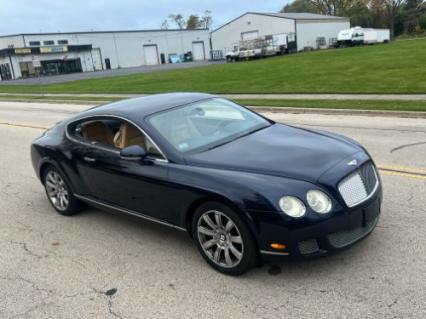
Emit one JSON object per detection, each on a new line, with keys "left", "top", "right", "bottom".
{"left": 204, "top": 124, "right": 270, "bottom": 152}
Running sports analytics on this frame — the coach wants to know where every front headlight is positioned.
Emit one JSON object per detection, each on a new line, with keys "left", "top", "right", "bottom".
{"left": 279, "top": 196, "right": 306, "bottom": 218}
{"left": 307, "top": 190, "right": 332, "bottom": 214}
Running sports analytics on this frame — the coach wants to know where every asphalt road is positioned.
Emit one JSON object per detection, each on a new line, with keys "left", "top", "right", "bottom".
{"left": 0, "top": 61, "right": 223, "bottom": 85}
{"left": 0, "top": 101, "right": 425, "bottom": 318}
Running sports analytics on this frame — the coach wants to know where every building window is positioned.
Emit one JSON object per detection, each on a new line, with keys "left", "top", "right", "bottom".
{"left": 29, "top": 41, "right": 41, "bottom": 46}
{"left": 316, "top": 37, "right": 326, "bottom": 47}
{"left": 58, "top": 40, "right": 68, "bottom": 45}
{"left": 43, "top": 40, "right": 55, "bottom": 45}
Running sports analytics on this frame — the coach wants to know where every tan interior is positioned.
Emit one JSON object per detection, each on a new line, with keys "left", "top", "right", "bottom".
{"left": 114, "top": 123, "right": 145, "bottom": 149}
{"left": 81, "top": 121, "right": 115, "bottom": 146}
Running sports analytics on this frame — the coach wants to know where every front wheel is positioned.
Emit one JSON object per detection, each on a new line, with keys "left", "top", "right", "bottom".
{"left": 43, "top": 166, "right": 83, "bottom": 216}
{"left": 192, "top": 202, "right": 258, "bottom": 276}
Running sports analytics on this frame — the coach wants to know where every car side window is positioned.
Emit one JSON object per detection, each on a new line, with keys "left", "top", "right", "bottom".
{"left": 69, "top": 118, "right": 165, "bottom": 159}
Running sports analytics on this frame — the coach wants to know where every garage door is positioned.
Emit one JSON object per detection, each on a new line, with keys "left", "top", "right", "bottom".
{"left": 144, "top": 45, "right": 159, "bottom": 65}
{"left": 241, "top": 31, "right": 259, "bottom": 41}
{"left": 192, "top": 42, "right": 205, "bottom": 61}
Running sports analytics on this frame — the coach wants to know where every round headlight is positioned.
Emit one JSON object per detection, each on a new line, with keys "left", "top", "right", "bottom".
{"left": 279, "top": 196, "right": 306, "bottom": 218}
{"left": 307, "top": 190, "right": 332, "bottom": 214}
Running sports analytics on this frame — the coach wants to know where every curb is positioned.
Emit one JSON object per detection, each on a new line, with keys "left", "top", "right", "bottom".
{"left": 1, "top": 98, "right": 425, "bottom": 119}
{"left": 249, "top": 106, "right": 426, "bottom": 119}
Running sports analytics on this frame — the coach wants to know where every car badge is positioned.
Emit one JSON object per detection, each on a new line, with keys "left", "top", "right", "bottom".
{"left": 347, "top": 159, "right": 358, "bottom": 166}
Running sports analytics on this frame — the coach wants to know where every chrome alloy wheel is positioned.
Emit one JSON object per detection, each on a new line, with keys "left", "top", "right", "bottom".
{"left": 197, "top": 210, "right": 244, "bottom": 268}
{"left": 45, "top": 171, "right": 69, "bottom": 211}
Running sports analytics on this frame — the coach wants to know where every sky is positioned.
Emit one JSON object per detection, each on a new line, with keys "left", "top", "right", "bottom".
{"left": 0, "top": 0, "right": 289, "bottom": 35}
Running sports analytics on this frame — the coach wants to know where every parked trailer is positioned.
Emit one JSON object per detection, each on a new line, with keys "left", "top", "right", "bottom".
{"left": 337, "top": 27, "right": 365, "bottom": 46}
{"left": 363, "top": 29, "right": 390, "bottom": 44}
{"left": 337, "top": 27, "right": 390, "bottom": 46}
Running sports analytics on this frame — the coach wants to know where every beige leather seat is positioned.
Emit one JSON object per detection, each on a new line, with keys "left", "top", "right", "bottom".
{"left": 114, "top": 123, "right": 145, "bottom": 149}
{"left": 81, "top": 121, "right": 114, "bottom": 146}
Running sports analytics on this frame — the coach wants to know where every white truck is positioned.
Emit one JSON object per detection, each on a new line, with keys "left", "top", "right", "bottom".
{"left": 337, "top": 27, "right": 390, "bottom": 46}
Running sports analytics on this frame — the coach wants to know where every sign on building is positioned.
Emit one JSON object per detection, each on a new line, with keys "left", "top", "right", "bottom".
{"left": 40, "top": 46, "right": 68, "bottom": 53}
{"left": 32, "top": 55, "right": 41, "bottom": 68}
{"left": 14, "top": 48, "right": 32, "bottom": 54}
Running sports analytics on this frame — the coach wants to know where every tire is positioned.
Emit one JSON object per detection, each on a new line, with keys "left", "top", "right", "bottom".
{"left": 42, "top": 166, "right": 83, "bottom": 216}
{"left": 192, "top": 202, "right": 258, "bottom": 276}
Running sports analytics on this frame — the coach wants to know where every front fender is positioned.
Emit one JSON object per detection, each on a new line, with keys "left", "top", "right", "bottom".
{"left": 168, "top": 164, "right": 319, "bottom": 235}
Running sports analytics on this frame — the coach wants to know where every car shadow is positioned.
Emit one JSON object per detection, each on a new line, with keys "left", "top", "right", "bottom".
{"left": 36, "top": 197, "right": 380, "bottom": 281}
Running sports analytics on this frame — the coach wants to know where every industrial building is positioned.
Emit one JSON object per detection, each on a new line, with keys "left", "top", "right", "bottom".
{"left": 0, "top": 29, "right": 210, "bottom": 80}
{"left": 0, "top": 12, "right": 352, "bottom": 81}
{"left": 211, "top": 12, "right": 350, "bottom": 54}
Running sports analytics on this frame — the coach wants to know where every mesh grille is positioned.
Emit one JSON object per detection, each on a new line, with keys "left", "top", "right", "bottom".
{"left": 298, "top": 239, "right": 320, "bottom": 255}
{"left": 360, "top": 163, "right": 377, "bottom": 194}
{"left": 338, "top": 163, "right": 378, "bottom": 207}
{"left": 328, "top": 218, "right": 378, "bottom": 248}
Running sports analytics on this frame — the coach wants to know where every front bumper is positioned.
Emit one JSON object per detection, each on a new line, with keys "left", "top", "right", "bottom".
{"left": 251, "top": 190, "right": 382, "bottom": 261}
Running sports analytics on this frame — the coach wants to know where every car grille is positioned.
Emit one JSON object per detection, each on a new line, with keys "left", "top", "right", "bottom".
{"left": 298, "top": 239, "right": 320, "bottom": 255}
{"left": 327, "top": 217, "right": 378, "bottom": 248}
{"left": 338, "top": 162, "right": 378, "bottom": 208}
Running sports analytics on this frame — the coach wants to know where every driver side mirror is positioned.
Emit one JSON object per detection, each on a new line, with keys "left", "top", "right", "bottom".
{"left": 120, "top": 145, "right": 147, "bottom": 161}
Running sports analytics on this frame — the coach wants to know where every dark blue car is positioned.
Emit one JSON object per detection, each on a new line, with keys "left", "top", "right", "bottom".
{"left": 31, "top": 93, "right": 382, "bottom": 275}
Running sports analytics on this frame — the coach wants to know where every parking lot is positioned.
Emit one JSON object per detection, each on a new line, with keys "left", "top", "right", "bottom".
{"left": 0, "top": 61, "right": 223, "bottom": 85}
{"left": 0, "top": 101, "right": 425, "bottom": 318}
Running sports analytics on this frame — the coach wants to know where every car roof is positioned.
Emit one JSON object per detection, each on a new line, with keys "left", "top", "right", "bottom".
{"left": 83, "top": 93, "right": 217, "bottom": 119}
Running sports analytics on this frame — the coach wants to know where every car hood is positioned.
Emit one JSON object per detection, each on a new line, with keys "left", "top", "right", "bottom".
{"left": 184, "top": 124, "right": 362, "bottom": 183}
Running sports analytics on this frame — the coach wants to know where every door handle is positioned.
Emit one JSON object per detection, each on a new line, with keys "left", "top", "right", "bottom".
{"left": 83, "top": 156, "right": 96, "bottom": 163}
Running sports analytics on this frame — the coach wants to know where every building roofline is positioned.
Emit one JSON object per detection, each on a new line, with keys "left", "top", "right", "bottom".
{"left": 0, "top": 28, "right": 208, "bottom": 39}
{"left": 211, "top": 12, "right": 349, "bottom": 33}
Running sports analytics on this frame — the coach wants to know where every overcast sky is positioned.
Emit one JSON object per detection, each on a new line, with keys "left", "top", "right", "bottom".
{"left": 0, "top": 0, "right": 288, "bottom": 35}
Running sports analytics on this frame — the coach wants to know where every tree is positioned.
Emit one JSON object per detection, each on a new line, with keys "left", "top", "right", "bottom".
{"left": 342, "top": 0, "right": 374, "bottom": 26}
{"left": 310, "top": 0, "right": 355, "bottom": 15}
{"left": 186, "top": 15, "right": 201, "bottom": 29}
{"left": 403, "top": 0, "right": 425, "bottom": 33}
{"left": 168, "top": 14, "right": 186, "bottom": 29}
{"left": 199, "top": 10, "right": 213, "bottom": 29}
{"left": 382, "top": 0, "right": 406, "bottom": 38}
{"left": 281, "top": 0, "right": 319, "bottom": 12}
{"left": 160, "top": 20, "right": 169, "bottom": 30}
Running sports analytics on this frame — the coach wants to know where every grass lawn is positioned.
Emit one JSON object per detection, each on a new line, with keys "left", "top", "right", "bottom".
{"left": 237, "top": 99, "right": 426, "bottom": 112}
{"left": 1, "top": 94, "right": 425, "bottom": 112}
{"left": 0, "top": 39, "right": 425, "bottom": 94}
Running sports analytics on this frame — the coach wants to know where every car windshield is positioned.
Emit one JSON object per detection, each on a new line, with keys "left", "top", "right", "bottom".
{"left": 148, "top": 98, "right": 271, "bottom": 153}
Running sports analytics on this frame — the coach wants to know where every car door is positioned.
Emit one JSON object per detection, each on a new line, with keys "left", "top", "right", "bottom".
{"left": 68, "top": 116, "right": 179, "bottom": 225}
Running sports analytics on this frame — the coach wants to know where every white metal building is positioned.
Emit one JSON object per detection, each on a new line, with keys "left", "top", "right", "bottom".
{"left": 0, "top": 29, "right": 210, "bottom": 80}
{"left": 211, "top": 12, "right": 350, "bottom": 54}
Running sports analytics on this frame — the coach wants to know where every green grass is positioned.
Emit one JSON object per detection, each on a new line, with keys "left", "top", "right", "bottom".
{"left": 0, "top": 95, "right": 122, "bottom": 103}
{"left": 0, "top": 39, "right": 425, "bottom": 94}
{"left": 1, "top": 94, "right": 425, "bottom": 112}
{"left": 236, "top": 99, "right": 426, "bottom": 112}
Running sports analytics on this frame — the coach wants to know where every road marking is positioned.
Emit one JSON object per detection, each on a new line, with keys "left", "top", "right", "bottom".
{"left": 1, "top": 121, "right": 425, "bottom": 180}
{"left": 0, "top": 122, "right": 48, "bottom": 130}
{"left": 379, "top": 170, "right": 426, "bottom": 180}
{"left": 377, "top": 165, "right": 426, "bottom": 175}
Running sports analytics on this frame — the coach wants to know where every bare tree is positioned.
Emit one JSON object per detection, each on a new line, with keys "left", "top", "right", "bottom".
{"left": 168, "top": 14, "right": 186, "bottom": 29}
{"left": 372, "top": 0, "right": 405, "bottom": 39}
{"left": 160, "top": 20, "right": 169, "bottom": 30}
{"left": 199, "top": 10, "right": 213, "bottom": 29}
{"left": 310, "top": 0, "right": 356, "bottom": 15}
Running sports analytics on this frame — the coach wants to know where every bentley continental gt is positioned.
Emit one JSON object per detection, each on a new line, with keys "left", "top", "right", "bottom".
{"left": 31, "top": 93, "right": 382, "bottom": 275}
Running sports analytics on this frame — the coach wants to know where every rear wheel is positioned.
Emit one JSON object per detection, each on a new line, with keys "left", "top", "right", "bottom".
{"left": 192, "top": 202, "right": 257, "bottom": 276}
{"left": 43, "top": 166, "right": 83, "bottom": 216}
